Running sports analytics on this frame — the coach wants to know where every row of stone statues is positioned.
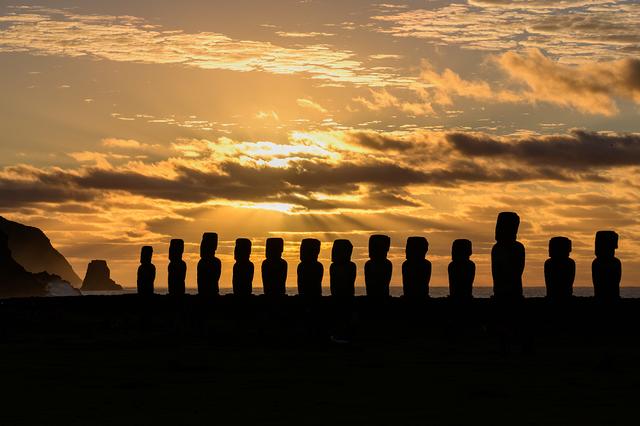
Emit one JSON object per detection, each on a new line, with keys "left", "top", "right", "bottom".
{"left": 137, "top": 212, "right": 622, "bottom": 301}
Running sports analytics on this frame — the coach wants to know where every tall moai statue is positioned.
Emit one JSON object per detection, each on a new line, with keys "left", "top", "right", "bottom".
{"left": 544, "top": 237, "right": 575, "bottom": 301}
{"left": 262, "top": 237, "right": 287, "bottom": 296}
{"left": 592, "top": 231, "right": 621, "bottom": 301}
{"left": 297, "top": 238, "right": 323, "bottom": 298}
{"left": 365, "top": 234, "right": 392, "bottom": 298}
{"left": 449, "top": 239, "right": 475, "bottom": 300}
{"left": 197, "top": 232, "right": 221, "bottom": 297}
{"left": 402, "top": 236, "right": 431, "bottom": 299}
{"left": 233, "top": 238, "right": 254, "bottom": 296}
{"left": 491, "top": 212, "right": 525, "bottom": 300}
{"left": 137, "top": 246, "right": 156, "bottom": 296}
{"left": 330, "top": 239, "right": 356, "bottom": 299}
{"left": 168, "top": 239, "right": 187, "bottom": 296}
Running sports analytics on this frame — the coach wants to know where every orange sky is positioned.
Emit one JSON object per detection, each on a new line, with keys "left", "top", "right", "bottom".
{"left": 1, "top": 1, "right": 639, "bottom": 288}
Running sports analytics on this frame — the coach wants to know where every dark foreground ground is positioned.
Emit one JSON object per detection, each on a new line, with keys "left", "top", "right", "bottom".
{"left": 0, "top": 295, "right": 638, "bottom": 426}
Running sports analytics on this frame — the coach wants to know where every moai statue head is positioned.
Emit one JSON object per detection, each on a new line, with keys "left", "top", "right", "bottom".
{"left": 200, "top": 232, "right": 218, "bottom": 258}
{"left": 169, "top": 239, "right": 184, "bottom": 262}
{"left": 140, "top": 246, "right": 153, "bottom": 264}
{"left": 300, "top": 238, "right": 321, "bottom": 262}
{"left": 0, "top": 231, "right": 9, "bottom": 257}
{"left": 234, "top": 238, "right": 252, "bottom": 262}
{"left": 595, "top": 230, "right": 618, "bottom": 258}
{"left": 369, "top": 234, "right": 391, "bottom": 260}
{"left": 331, "top": 239, "right": 353, "bottom": 263}
{"left": 265, "top": 237, "right": 284, "bottom": 260}
{"left": 495, "top": 212, "right": 520, "bottom": 242}
{"left": 406, "top": 236, "right": 428, "bottom": 261}
{"left": 452, "top": 239, "right": 472, "bottom": 261}
{"left": 549, "top": 237, "right": 571, "bottom": 259}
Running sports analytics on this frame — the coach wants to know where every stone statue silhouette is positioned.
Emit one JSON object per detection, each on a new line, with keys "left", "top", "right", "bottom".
{"left": 544, "top": 237, "right": 575, "bottom": 301}
{"left": 168, "top": 239, "right": 186, "bottom": 296}
{"left": 233, "top": 238, "right": 254, "bottom": 296}
{"left": 262, "top": 237, "right": 287, "bottom": 296}
{"left": 491, "top": 212, "right": 525, "bottom": 300}
{"left": 297, "top": 238, "right": 323, "bottom": 298}
{"left": 137, "top": 245, "right": 155, "bottom": 296}
{"left": 592, "top": 230, "right": 621, "bottom": 301}
{"left": 448, "top": 239, "right": 475, "bottom": 300}
{"left": 402, "top": 236, "right": 431, "bottom": 299}
{"left": 365, "top": 234, "right": 392, "bottom": 298}
{"left": 330, "top": 239, "right": 356, "bottom": 299}
{"left": 197, "top": 232, "right": 221, "bottom": 297}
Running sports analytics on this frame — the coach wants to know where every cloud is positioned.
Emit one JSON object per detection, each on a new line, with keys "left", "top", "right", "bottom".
{"left": 297, "top": 98, "right": 328, "bottom": 113}
{"left": 447, "top": 129, "right": 640, "bottom": 169}
{"left": 3, "top": 129, "right": 640, "bottom": 214}
{"left": 372, "top": 0, "right": 640, "bottom": 62}
{"left": 497, "top": 49, "right": 640, "bottom": 115}
{"left": 353, "top": 88, "right": 434, "bottom": 115}
{"left": 101, "top": 138, "right": 145, "bottom": 150}
{"left": 359, "top": 50, "right": 640, "bottom": 116}
{"left": 0, "top": 6, "right": 413, "bottom": 87}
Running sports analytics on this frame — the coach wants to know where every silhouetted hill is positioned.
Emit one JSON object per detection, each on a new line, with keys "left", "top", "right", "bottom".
{"left": 0, "top": 216, "right": 81, "bottom": 286}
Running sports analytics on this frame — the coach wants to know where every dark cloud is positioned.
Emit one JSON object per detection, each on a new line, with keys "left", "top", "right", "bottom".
{"left": 347, "top": 132, "right": 415, "bottom": 151}
{"left": 448, "top": 130, "right": 640, "bottom": 170}
{"left": 1, "top": 129, "right": 638, "bottom": 210}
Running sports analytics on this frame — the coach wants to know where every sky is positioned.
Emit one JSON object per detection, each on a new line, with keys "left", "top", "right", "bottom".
{"left": 1, "top": 0, "right": 639, "bottom": 289}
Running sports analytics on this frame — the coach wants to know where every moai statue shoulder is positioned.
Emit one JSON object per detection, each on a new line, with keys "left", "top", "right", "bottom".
{"left": 137, "top": 245, "right": 156, "bottom": 296}
{"left": 233, "top": 238, "right": 254, "bottom": 296}
{"left": 544, "top": 236, "right": 575, "bottom": 301}
{"left": 491, "top": 212, "right": 525, "bottom": 300}
{"left": 168, "top": 239, "right": 186, "bottom": 296}
{"left": 365, "top": 234, "right": 392, "bottom": 298}
{"left": 449, "top": 239, "right": 475, "bottom": 300}
{"left": 592, "top": 231, "right": 621, "bottom": 301}
{"left": 297, "top": 238, "right": 323, "bottom": 298}
{"left": 197, "top": 232, "right": 221, "bottom": 296}
{"left": 330, "top": 239, "right": 356, "bottom": 299}
{"left": 402, "top": 236, "right": 431, "bottom": 299}
{"left": 262, "top": 237, "right": 287, "bottom": 296}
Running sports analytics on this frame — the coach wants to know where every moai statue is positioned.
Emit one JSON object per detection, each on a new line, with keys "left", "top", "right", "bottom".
{"left": 491, "top": 212, "right": 525, "bottom": 301}
{"left": 402, "top": 236, "right": 431, "bottom": 299}
{"left": 592, "top": 231, "right": 622, "bottom": 301}
{"left": 168, "top": 239, "right": 186, "bottom": 296}
{"left": 137, "top": 246, "right": 156, "bottom": 296}
{"left": 365, "top": 234, "right": 392, "bottom": 298}
{"left": 262, "top": 237, "right": 287, "bottom": 296}
{"left": 197, "top": 232, "right": 221, "bottom": 297}
{"left": 330, "top": 239, "right": 356, "bottom": 299}
{"left": 544, "top": 237, "right": 575, "bottom": 301}
{"left": 448, "top": 239, "right": 475, "bottom": 300}
{"left": 297, "top": 238, "right": 323, "bottom": 298}
{"left": 232, "top": 238, "right": 254, "bottom": 296}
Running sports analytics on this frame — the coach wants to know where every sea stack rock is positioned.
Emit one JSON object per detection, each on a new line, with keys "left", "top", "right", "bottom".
{"left": 81, "top": 260, "right": 123, "bottom": 291}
